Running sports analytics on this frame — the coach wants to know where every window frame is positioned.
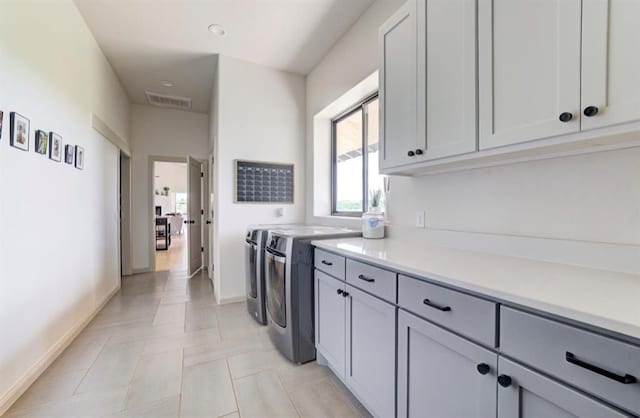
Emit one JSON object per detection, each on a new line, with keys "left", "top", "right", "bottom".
{"left": 331, "top": 92, "right": 379, "bottom": 217}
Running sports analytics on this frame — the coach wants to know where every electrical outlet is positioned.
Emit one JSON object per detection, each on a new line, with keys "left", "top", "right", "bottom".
{"left": 415, "top": 210, "right": 425, "bottom": 228}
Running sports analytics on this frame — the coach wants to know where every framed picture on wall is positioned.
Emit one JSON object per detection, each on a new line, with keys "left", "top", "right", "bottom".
{"left": 49, "top": 132, "right": 62, "bottom": 162}
{"left": 35, "top": 130, "right": 48, "bottom": 155}
{"left": 0, "top": 111, "right": 4, "bottom": 140}
{"left": 64, "top": 144, "right": 74, "bottom": 165}
{"left": 10, "top": 112, "right": 30, "bottom": 151}
{"left": 75, "top": 145, "right": 84, "bottom": 170}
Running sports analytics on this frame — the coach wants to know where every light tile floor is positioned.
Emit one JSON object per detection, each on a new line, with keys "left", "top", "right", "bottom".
{"left": 6, "top": 270, "right": 370, "bottom": 418}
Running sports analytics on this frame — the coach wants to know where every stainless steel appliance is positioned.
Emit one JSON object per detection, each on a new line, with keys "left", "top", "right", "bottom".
{"left": 264, "top": 227, "right": 361, "bottom": 363}
{"left": 245, "top": 224, "right": 302, "bottom": 325}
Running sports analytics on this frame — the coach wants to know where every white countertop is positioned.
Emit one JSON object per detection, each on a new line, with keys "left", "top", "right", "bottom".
{"left": 312, "top": 238, "right": 640, "bottom": 342}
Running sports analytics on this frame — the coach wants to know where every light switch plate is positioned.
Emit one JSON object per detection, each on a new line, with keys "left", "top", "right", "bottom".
{"left": 415, "top": 210, "right": 425, "bottom": 228}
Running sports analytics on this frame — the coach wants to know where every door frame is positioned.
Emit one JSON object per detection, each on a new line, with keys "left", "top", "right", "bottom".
{"left": 148, "top": 155, "right": 187, "bottom": 272}
{"left": 119, "top": 151, "right": 133, "bottom": 277}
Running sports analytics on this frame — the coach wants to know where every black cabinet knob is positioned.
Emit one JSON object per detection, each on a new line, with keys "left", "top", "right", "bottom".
{"left": 184, "top": 220, "right": 189, "bottom": 224}
{"left": 498, "top": 375, "right": 512, "bottom": 388}
{"left": 559, "top": 112, "right": 573, "bottom": 122}
{"left": 584, "top": 106, "right": 599, "bottom": 117}
{"left": 407, "top": 150, "right": 415, "bottom": 157}
{"left": 342, "top": 291, "right": 350, "bottom": 298}
{"left": 415, "top": 149, "right": 424, "bottom": 155}
{"left": 476, "top": 363, "right": 491, "bottom": 375}
{"left": 206, "top": 220, "right": 211, "bottom": 225}
{"left": 337, "top": 289, "right": 344, "bottom": 296}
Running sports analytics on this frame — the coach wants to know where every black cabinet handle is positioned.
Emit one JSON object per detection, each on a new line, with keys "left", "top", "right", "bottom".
{"left": 498, "top": 375, "right": 512, "bottom": 388}
{"left": 321, "top": 260, "right": 333, "bottom": 266}
{"left": 559, "top": 112, "right": 573, "bottom": 122}
{"left": 337, "top": 289, "right": 344, "bottom": 296}
{"left": 407, "top": 150, "right": 415, "bottom": 157}
{"left": 415, "top": 149, "right": 424, "bottom": 155}
{"left": 565, "top": 352, "right": 637, "bottom": 384}
{"left": 358, "top": 274, "right": 375, "bottom": 283}
{"left": 423, "top": 298, "right": 451, "bottom": 312}
{"left": 184, "top": 220, "right": 189, "bottom": 224}
{"left": 206, "top": 220, "right": 211, "bottom": 225}
{"left": 476, "top": 363, "right": 491, "bottom": 375}
{"left": 342, "top": 291, "right": 350, "bottom": 298}
{"left": 583, "top": 106, "right": 599, "bottom": 117}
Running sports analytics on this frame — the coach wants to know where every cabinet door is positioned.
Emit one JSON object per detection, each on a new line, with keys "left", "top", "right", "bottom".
{"left": 397, "top": 310, "right": 497, "bottom": 418}
{"left": 581, "top": 0, "right": 640, "bottom": 130}
{"left": 420, "top": 0, "right": 478, "bottom": 159}
{"left": 379, "top": 0, "right": 419, "bottom": 169}
{"left": 479, "top": 0, "right": 582, "bottom": 149}
{"left": 497, "top": 357, "right": 630, "bottom": 418}
{"left": 345, "top": 285, "right": 396, "bottom": 418}
{"left": 314, "top": 271, "right": 346, "bottom": 378}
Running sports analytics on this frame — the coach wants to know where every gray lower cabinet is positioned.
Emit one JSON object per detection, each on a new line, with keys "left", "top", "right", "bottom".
{"left": 314, "top": 270, "right": 346, "bottom": 378}
{"left": 497, "top": 357, "right": 631, "bottom": 418}
{"left": 346, "top": 285, "right": 396, "bottom": 418}
{"left": 397, "top": 310, "right": 497, "bottom": 418}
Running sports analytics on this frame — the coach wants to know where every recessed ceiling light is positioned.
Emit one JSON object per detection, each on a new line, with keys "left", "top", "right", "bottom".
{"left": 161, "top": 80, "right": 174, "bottom": 88}
{"left": 208, "top": 24, "right": 226, "bottom": 37}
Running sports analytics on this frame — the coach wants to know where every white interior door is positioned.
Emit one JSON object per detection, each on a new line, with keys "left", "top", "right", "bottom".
{"left": 581, "top": 0, "right": 640, "bottom": 131}
{"left": 187, "top": 156, "right": 203, "bottom": 276}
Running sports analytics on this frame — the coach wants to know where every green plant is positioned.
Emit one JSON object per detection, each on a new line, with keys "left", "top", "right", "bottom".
{"left": 369, "top": 189, "right": 383, "bottom": 209}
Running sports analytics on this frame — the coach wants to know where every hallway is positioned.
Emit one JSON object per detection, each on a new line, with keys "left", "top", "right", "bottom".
{"left": 5, "top": 271, "right": 368, "bottom": 418}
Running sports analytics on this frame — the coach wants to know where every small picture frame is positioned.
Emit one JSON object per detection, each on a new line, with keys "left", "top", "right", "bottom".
{"left": 35, "top": 130, "right": 48, "bottom": 155}
{"left": 64, "top": 144, "right": 74, "bottom": 165}
{"left": 0, "top": 111, "right": 4, "bottom": 139}
{"left": 75, "top": 145, "right": 84, "bottom": 170}
{"left": 49, "top": 132, "right": 62, "bottom": 162}
{"left": 10, "top": 112, "right": 30, "bottom": 151}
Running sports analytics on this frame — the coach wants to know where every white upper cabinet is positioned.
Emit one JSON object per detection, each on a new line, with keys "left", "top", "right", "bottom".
{"left": 379, "top": 0, "right": 419, "bottom": 170}
{"left": 581, "top": 0, "right": 640, "bottom": 131}
{"left": 479, "top": 0, "right": 582, "bottom": 149}
{"left": 420, "top": 0, "right": 478, "bottom": 159}
{"left": 380, "top": 0, "right": 477, "bottom": 172}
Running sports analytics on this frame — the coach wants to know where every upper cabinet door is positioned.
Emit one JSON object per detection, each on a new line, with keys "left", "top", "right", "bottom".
{"left": 379, "top": 0, "right": 419, "bottom": 170}
{"left": 581, "top": 0, "right": 640, "bottom": 130}
{"left": 420, "top": 0, "right": 478, "bottom": 159}
{"left": 479, "top": 0, "right": 582, "bottom": 149}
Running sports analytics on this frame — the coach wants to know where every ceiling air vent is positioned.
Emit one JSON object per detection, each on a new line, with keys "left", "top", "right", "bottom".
{"left": 145, "top": 91, "right": 192, "bottom": 110}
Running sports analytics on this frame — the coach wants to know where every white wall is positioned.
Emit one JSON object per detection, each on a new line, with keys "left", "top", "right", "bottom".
{"left": 306, "top": 0, "right": 405, "bottom": 227}
{"left": 0, "top": 0, "right": 130, "bottom": 412}
{"left": 153, "top": 162, "right": 187, "bottom": 214}
{"left": 213, "top": 55, "right": 306, "bottom": 303}
{"left": 130, "top": 105, "right": 208, "bottom": 271}
{"left": 305, "top": 0, "right": 640, "bottom": 271}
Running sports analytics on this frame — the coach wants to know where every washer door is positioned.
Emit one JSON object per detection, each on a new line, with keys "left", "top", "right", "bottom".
{"left": 265, "top": 249, "right": 287, "bottom": 328}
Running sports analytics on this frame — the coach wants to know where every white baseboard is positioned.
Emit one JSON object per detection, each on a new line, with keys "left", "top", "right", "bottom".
{"left": 218, "top": 295, "right": 246, "bottom": 305}
{"left": 0, "top": 283, "right": 121, "bottom": 416}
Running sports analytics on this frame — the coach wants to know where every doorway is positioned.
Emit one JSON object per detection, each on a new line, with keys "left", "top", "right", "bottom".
{"left": 153, "top": 160, "right": 189, "bottom": 272}
{"left": 119, "top": 152, "right": 133, "bottom": 277}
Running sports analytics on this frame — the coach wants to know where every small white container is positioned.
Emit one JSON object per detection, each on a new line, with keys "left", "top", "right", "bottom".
{"left": 362, "top": 208, "right": 385, "bottom": 239}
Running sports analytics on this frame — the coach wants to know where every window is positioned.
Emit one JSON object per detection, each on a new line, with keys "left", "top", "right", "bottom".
{"left": 175, "top": 193, "right": 188, "bottom": 215}
{"left": 332, "top": 94, "right": 383, "bottom": 216}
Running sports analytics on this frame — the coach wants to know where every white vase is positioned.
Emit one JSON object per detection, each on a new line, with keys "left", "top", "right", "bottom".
{"left": 362, "top": 207, "right": 385, "bottom": 239}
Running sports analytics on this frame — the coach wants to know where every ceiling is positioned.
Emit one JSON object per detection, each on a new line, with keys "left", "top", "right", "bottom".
{"left": 73, "top": 0, "right": 375, "bottom": 113}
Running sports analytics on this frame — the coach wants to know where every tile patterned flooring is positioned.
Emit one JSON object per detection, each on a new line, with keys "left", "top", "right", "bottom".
{"left": 6, "top": 271, "right": 370, "bottom": 418}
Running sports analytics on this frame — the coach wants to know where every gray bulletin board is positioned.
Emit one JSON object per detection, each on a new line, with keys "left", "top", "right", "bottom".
{"left": 234, "top": 160, "right": 294, "bottom": 203}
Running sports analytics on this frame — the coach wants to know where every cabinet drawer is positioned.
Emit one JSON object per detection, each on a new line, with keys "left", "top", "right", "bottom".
{"left": 346, "top": 259, "right": 397, "bottom": 303}
{"left": 500, "top": 307, "right": 640, "bottom": 414}
{"left": 314, "top": 249, "right": 345, "bottom": 280}
{"left": 398, "top": 275, "right": 496, "bottom": 347}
